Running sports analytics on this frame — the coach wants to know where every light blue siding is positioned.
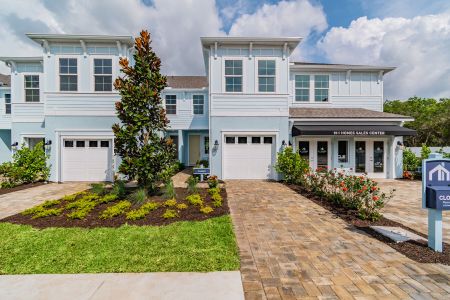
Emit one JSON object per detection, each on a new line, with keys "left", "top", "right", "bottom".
{"left": 0, "top": 129, "right": 11, "bottom": 163}
{"left": 163, "top": 90, "right": 209, "bottom": 130}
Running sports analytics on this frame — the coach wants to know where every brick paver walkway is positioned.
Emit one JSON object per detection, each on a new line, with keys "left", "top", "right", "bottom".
{"left": 227, "top": 180, "right": 450, "bottom": 300}
{"left": 378, "top": 179, "right": 450, "bottom": 243}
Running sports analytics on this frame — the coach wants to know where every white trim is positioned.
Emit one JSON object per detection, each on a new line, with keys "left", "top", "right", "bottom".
{"left": 164, "top": 94, "right": 178, "bottom": 116}
{"left": 19, "top": 133, "right": 45, "bottom": 147}
{"left": 254, "top": 57, "right": 278, "bottom": 94}
{"left": 291, "top": 72, "right": 331, "bottom": 104}
{"left": 89, "top": 55, "right": 117, "bottom": 93}
{"left": 192, "top": 94, "right": 206, "bottom": 116}
{"left": 57, "top": 56, "right": 79, "bottom": 92}
{"left": 289, "top": 118, "right": 414, "bottom": 122}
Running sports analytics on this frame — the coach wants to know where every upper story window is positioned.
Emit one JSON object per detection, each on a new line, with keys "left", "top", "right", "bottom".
{"left": 258, "top": 60, "right": 276, "bottom": 92}
{"left": 314, "top": 75, "right": 329, "bottom": 102}
{"left": 295, "top": 75, "right": 310, "bottom": 101}
{"left": 165, "top": 95, "right": 176, "bottom": 115}
{"left": 225, "top": 60, "right": 243, "bottom": 92}
{"left": 59, "top": 58, "right": 78, "bottom": 91}
{"left": 5, "top": 94, "right": 11, "bottom": 114}
{"left": 94, "top": 59, "right": 113, "bottom": 91}
{"left": 24, "top": 75, "right": 40, "bottom": 102}
{"left": 193, "top": 95, "right": 204, "bottom": 115}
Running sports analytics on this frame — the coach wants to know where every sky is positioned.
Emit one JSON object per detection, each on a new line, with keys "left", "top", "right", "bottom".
{"left": 0, "top": 0, "right": 449, "bottom": 100}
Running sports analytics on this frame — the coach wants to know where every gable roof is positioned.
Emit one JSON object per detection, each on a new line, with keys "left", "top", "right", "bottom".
{"left": 166, "top": 76, "right": 208, "bottom": 89}
{"left": 0, "top": 74, "right": 11, "bottom": 87}
{"left": 289, "top": 107, "right": 412, "bottom": 120}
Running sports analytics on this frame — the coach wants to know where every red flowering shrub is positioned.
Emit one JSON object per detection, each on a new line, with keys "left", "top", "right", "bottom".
{"left": 302, "top": 169, "right": 394, "bottom": 221}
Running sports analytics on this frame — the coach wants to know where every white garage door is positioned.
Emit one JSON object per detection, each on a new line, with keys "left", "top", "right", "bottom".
{"left": 223, "top": 135, "right": 275, "bottom": 179}
{"left": 62, "top": 139, "right": 113, "bottom": 182}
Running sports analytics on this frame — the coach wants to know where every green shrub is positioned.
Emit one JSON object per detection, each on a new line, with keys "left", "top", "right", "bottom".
{"left": 211, "top": 193, "right": 223, "bottom": 207}
{"left": 208, "top": 187, "right": 220, "bottom": 195}
{"left": 125, "top": 202, "right": 159, "bottom": 220}
{"left": 200, "top": 206, "right": 213, "bottom": 214}
{"left": 164, "top": 199, "right": 177, "bottom": 207}
{"left": 162, "top": 209, "right": 178, "bottom": 219}
{"left": 61, "top": 194, "right": 78, "bottom": 202}
{"left": 32, "top": 208, "right": 63, "bottom": 219}
{"left": 196, "top": 159, "right": 209, "bottom": 168}
{"left": 186, "top": 176, "right": 199, "bottom": 194}
{"left": 420, "top": 144, "right": 431, "bottom": 160}
{"left": 111, "top": 180, "right": 127, "bottom": 198}
{"left": 100, "top": 201, "right": 132, "bottom": 219}
{"left": 207, "top": 175, "right": 219, "bottom": 188}
{"left": 41, "top": 199, "right": 61, "bottom": 208}
{"left": 186, "top": 194, "right": 203, "bottom": 206}
{"left": 163, "top": 179, "right": 176, "bottom": 199}
{"left": 98, "top": 194, "right": 118, "bottom": 204}
{"left": 90, "top": 183, "right": 107, "bottom": 196}
{"left": 65, "top": 194, "right": 99, "bottom": 220}
{"left": 275, "top": 146, "right": 309, "bottom": 184}
{"left": 176, "top": 203, "right": 188, "bottom": 210}
{"left": 22, "top": 200, "right": 61, "bottom": 217}
{"left": 22, "top": 205, "right": 45, "bottom": 216}
{"left": 128, "top": 188, "right": 147, "bottom": 204}
{"left": 403, "top": 148, "right": 420, "bottom": 171}
{"left": 0, "top": 142, "right": 50, "bottom": 188}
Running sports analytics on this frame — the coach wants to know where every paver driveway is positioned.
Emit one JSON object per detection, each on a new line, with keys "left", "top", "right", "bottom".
{"left": 378, "top": 179, "right": 450, "bottom": 243}
{"left": 227, "top": 180, "right": 450, "bottom": 300}
{"left": 0, "top": 182, "right": 90, "bottom": 219}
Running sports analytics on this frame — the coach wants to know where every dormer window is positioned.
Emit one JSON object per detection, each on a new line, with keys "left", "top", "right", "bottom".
{"left": 94, "top": 59, "right": 112, "bottom": 91}
{"left": 258, "top": 60, "right": 276, "bottom": 92}
{"left": 24, "top": 75, "right": 40, "bottom": 102}
{"left": 59, "top": 58, "right": 77, "bottom": 91}
{"left": 225, "top": 60, "right": 242, "bottom": 92}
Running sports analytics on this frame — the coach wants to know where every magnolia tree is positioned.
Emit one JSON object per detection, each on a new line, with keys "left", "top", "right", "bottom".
{"left": 113, "top": 30, "right": 176, "bottom": 192}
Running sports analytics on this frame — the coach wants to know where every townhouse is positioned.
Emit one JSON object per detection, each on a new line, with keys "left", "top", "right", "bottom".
{"left": 0, "top": 34, "right": 415, "bottom": 182}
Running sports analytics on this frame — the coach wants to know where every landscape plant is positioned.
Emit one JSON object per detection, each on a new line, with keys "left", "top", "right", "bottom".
{"left": 207, "top": 175, "right": 219, "bottom": 188}
{"left": 0, "top": 142, "right": 50, "bottom": 188}
{"left": 100, "top": 201, "right": 131, "bottom": 219}
{"left": 163, "top": 179, "right": 176, "bottom": 199}
{"left": 112, "top": 30, "right": 176, "bottom": 192}
{"left": 186, "top": 175, "right": 199, "bottom": 194}
{"left": 128, "top": 188, "right": 147, "bottom": 204}
{"left": 275, "top": 146, "right": 309, "bottom": 184}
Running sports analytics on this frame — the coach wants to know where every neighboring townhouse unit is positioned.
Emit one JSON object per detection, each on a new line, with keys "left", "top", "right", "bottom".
{"left": 0, "top": 74, "right": 12, "bottom": 162}
{"left": 0, "top": 34, "right": 415, "bottom": 182}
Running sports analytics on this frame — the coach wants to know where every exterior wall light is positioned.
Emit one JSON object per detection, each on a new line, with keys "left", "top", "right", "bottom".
{"left": 44, "top": 140, "right": 52, "bottom": 149}
{"left": 282, "top": 140, "right": 286, "bottom": 146}
{"left": 11, "top": 142, "right": 18, "bottom": 150}
{"left": 214, "top": 140, "right": 219, "bottom": 146}
{"left": 396, "top": 141, "right": 405, "bottom": 150}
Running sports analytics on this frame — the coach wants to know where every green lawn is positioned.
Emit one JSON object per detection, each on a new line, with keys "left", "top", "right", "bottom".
{"left": 0, "top": 216, "right": 239, "bottom": 274}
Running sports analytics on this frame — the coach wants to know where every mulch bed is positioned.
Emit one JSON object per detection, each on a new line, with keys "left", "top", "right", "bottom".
{"left": 287, "top": 184, "right": 450, "bottom": 266}
{"left": 0, "top": 182, "right": 47, "bottom": 196}
{"left": 1, "top": 188, "right": 229, "bottom": 228}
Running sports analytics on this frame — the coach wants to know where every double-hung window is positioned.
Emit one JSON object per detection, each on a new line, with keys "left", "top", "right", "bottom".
{"left": 94, "top": 58, "right": 112, "bottom": 91}
{"left": 224, "top": 60, "right": 242, "bottom": 92}
{"left": 258, "top": 60, "right": 276, "bottom": 92}
{"left": 295, "top": 75, "right": 310, "bottom": 101}
{"left": 165, "top": 95, "right": 176, "bottom": 115}
{"left": 193, "top": 95, "right": 204, "bottom": 115}
{"left": 24, "top": 75, "right": 40, "bottom": 102}
{"left": 314, "top": 75, "right": 329, "bottom": 102}
{"left": 5, "top": 94, "right": 11, "bottom": 114}
{"left": 59, "top": 58, "right": 77, "bottom": 91}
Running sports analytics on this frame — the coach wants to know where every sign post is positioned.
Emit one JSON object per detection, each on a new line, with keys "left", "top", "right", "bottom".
{"left": 422, "top": 153, "right": 450, "bottom": 252}
{"left": 193, "top": 167, "right": 210, "bottom": 182}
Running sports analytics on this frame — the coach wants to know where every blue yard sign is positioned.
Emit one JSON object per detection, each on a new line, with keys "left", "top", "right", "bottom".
{"left": 193, "top": 168, "right": 210, "bottom": 181}
{"left": 422, "top": 154, "right": 450, "bottom": 252}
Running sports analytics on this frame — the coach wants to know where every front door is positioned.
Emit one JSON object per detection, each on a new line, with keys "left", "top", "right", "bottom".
{"left": 297, "top": 139, "right": 330, "bottom": 171}
{"left": 189, "top": 135, "right": 200, "bottom": 166}
{"left": 354, "top": 140, "right": 386, "bottom": 178}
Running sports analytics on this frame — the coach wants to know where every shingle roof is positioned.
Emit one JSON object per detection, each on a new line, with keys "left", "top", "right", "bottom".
{"left": 0, "top": 74, "right": 11, "bottom": 87}
{"left": 166, "top": 76, "right": 208, "bottom": 89}
{"left": 289, "top": 108, "right": 412, "bottom": 119}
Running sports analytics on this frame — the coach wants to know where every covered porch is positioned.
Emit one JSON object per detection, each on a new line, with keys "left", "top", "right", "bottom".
{"left": 167, "top": 129, "right": 209, "bottom": 166}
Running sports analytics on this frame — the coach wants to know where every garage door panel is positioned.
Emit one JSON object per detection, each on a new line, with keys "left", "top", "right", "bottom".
{"left": 62, "top": 139, "right": 112, "bottom": 182}
{"left": 223, "top": 135, "right": 275, "bottom": 180}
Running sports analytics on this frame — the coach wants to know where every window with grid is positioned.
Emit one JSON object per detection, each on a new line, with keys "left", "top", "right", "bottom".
{"left": 59, "top": 58, "right": 77, "bottom": 91}
{"left": 258, "top": 60, "right": 276, "bottom": 92}
{"left": 165, "top": 95, "right": 176, "bottom": 114}
{"left": 94, "top": 58, "right": 112, "bottom": 91}
{"left": 204, "top": 136, "right": 209, "bottom": 154}
{"left": 225, "top": 60, "right": 243, "bottom": 92}
{"left": 193, "top": 95, "right": 204, "bottom": 115}
{"left": 24, "top": 75, "right": 40, "bottom": 102}
{"left": 5, "top": 93, "right": 11, "bottom": 114}
{"left": 295, "top": 75, "right": 310, "bottom": 101}
{"left": 314, "top": 75, "right": 329, "bottom": 102}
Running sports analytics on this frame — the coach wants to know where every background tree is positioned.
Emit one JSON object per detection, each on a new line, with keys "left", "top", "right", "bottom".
{"left": 384, "top": 97, "right": 450, "bottom": 146}
{"left": 113, "top": 30, "right": 176, "bottom": 192}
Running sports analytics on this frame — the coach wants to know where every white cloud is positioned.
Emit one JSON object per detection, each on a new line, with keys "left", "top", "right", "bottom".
{"left": 228, "top": 0, "right": 327, "bottom": 60}
{"left": 318, "top": 14, "right": 450, "bottom": 100}
{"left": 0, "top": 0, "right": 224, "bottom": 75}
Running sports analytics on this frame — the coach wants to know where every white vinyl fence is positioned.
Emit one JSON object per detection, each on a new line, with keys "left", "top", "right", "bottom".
{"left": 407, "top": 147, "right": 450, "bottom": 157}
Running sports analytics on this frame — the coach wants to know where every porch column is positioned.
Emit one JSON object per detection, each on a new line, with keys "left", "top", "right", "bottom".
{"left": 177, "top": 130, "right": 183, "bottom": 162}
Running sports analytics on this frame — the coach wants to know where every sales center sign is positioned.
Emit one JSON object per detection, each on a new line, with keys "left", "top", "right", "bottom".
{"left": 333, "top": 130, "right": 386, "bottom": 136}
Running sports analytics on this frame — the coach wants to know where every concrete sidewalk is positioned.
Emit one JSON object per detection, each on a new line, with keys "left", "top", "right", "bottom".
{"left": 0, "top": 271, "right": 244, "bottom": 300}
